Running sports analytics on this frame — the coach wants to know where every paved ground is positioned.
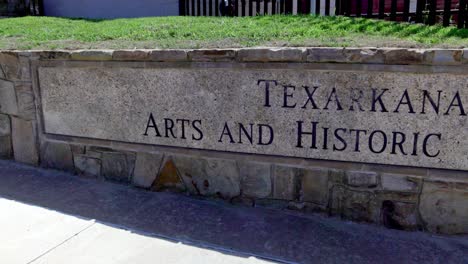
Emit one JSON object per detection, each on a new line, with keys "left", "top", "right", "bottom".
{"left": 0, "top": 160, "right": 467, "bottom": 264}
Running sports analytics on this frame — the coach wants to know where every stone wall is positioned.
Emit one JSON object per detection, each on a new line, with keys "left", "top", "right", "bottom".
{"left": 0, "top": 48, "right": 467, "bottom": 235}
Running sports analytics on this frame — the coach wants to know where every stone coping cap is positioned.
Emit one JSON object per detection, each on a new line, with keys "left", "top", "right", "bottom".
{"left": 1, "top": 47, "right": 467, "bottom": 65}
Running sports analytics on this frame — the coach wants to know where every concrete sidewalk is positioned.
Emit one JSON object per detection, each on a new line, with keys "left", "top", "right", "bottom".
{"left": 0, "top": 160, "right": 466, "bottom": 264}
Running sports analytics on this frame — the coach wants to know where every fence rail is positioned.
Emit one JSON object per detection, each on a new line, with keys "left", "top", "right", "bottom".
{"left": 179, "top": 0, "right": 468, "bottom": 28}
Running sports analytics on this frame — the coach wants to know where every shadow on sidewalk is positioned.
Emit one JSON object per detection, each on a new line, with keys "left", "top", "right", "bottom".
{"left": 0, "top": 160, "right": 466, "bottom": 264}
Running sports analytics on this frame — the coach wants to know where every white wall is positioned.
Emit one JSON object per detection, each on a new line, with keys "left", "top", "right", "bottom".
{"left": 43, "top": 0, "right": 179, "bottom": 18}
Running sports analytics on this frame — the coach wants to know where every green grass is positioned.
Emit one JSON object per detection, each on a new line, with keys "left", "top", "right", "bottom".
{"left": 0, "top": 15, "right": 468, "bottom": 50}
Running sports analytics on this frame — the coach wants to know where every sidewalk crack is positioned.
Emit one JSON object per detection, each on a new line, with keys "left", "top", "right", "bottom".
{"left": 27, "top": 221, "right": 96, "bottom": 264}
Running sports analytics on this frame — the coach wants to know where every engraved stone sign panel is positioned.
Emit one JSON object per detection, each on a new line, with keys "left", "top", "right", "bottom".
{"left": 37, "top": 65, "right": 468, "bottom": 170}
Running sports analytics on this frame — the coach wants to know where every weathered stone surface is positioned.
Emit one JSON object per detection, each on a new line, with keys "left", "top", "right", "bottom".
{"left": 152, "top": 159, "right": 185, "bottom": 191}
{"left": 74, "top": 154, "right": 101, "bottom": 178}
{"left": 188, "top": 49, "right": 236, "bottom": 62}
{"left": 381, "top": 173, "right": 418, "bottom": 192}
{"left": 463, "top": 49, "right": 468, "bottom": 64}
{"left": 0, "top": 135, "right": 12, "bottom": 159}
{"left": 330, "top": 186, "right": 378, "bottom": 222}
{"left": 113, "top": 50, "right": 150, "bottom": 61}
{"left": 38, "top": 51, "right": 72, "bottom": 60}
{"left": 70, "top": 50, "right": 113, "bottom": 61}
{"left": 101, "top": 150, "right": 131, "bottom": 182}
{"left": 383, "top": 49, "right": 425, "bottom": 65}
{"left": 40, "top": 141, "right": 74, "bottom": 171}
{"left": 419, "top": 181, "right": 468, "bottom": 234}
{"left": 272, "top": 165, "right": 299, "bottom": 200}
{"left": 132, "top": 152, "right": 164, "bottom": 188}
{"left": 238, "top": 48, "right": 305, "bottom": 62}
{"left": 18, "top": 55, "right": 31, "bottom": 82}
{"left": 428, "top": 49, "right": 463, "bottom": 65}
{"left": 381, "top": 200, "right": 419, "bottom": 231}
{"left": 239, "top": 161, "right": 271, "bottom": 198}
{"left": 15, "top": 83, "right": 36, "bottom": 120}
{"left": 0, "top": 79, "right": 18, "bottom": 115}
{"left": 0, "top": 114, "right": 10, "bottom": 136}
{"left": 0, "top": 52, "right": 20, "bottom": 80}
{"left": 174, "top": 156, "right": 240, "bottom": 198}
{"left": 70, "top": 144, "right": 85, "bottom": 155}
{"left": 345, "top": 171, "right": 378, "bottom": 188}
{"left": 301, "top": 168, "right": 329, "bottom": 205}
{"left": 342, "top": 48, "right": 384, "bottom": 64}
{"left": 37, "top": 65, "right": 468, "bottom": 170}
{"left": 11, "top": 117, "right": 38, "bottom": 165}
{"left": 148, "top": 50, "right": 187, "bottom": 61}
{"left": 0, "top": 114, "right": 12, "bottom": 159}
{"left": 329, "top": 169, "right": 344, "bottom": 184}
{"left": 306, "top": 48, "right": 346, "bottom": 62}
{"left": 307, "top": 48, "right": 384, "bottom": 63}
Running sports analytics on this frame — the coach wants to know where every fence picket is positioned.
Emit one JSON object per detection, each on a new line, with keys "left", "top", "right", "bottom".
{"left": 378, "top": 0, "right": 385, "bottom": 19}
{"left": 459, "top": 0, "right": 467, "bottom": 28}
{"left": 367, "top": 0, "right": 373, "bottom": 17}
{"left": 403, "top": 0, "right": 410, "bottom": 21}
{"left": 356, "top": 0, "right": 362, "bottom": 17}
{"left": 335, "top": 0, "right": 341, "bottom": 15}
{"left": 428, "top": 0, "right": 436, "bottom": 25}
{"left": 443, "top": 0, "right": 451, "bottom": 26}
{"left": 390, "top": 0, "right": 397, "bottom": 21}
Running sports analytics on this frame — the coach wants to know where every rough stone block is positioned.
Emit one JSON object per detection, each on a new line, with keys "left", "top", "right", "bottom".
{"left": 343, "top": 48, "right": 385, "bottom": 64}
{"left": 0, "top": 114, "right": 12, "bottom": 159}
{"left": 15, "top": 83, "right": 36, "bottom": 120}
{"left": 345, "top": 171, "right": 378, "bottom": 188}
{"left": 306, "top": 48, "right": 346, "bottom": 63}
{"left": 18, "top": 55, "right": 31, "bottom": 82}
{"left": 272, "top": 165, "right": 299, "bottom": 200}
{"left": 0, "top": 52, "right": 20, "bottom": 80}
{"left": 381, "top": 174, "right": 418, "bottom": 192}
{"left": 152, "top": 158, "right": 185, "bottom": 191}
{"left": 132, "top": 152, "right": 164, "bottom": 188}
{"left": 38, "top": 51, "right": 72, "bottom": 60}
{"left": 419, "top": 181, "right": 468, "bottom": 234}
{"left": 0, "top": 114, "right": 10, "bottom": 136}
{"left": 174, "top": 156, "right": 240, "bottom": 198}
{"left": 113, "top": 50, "right": 150, "bottom": 61}
{"left": 239, "top": 161, "right": 271, "bottom": 198}
{"left": 428, "top": 49, "right": 463, "bottom": 65}
{"left": 188, "top": 49, "right": 236, "bottom": 62}
{"left": 383, "top": 49, "right": 425, "bottom": 65}
{"left": 381, "top": 200, "right": 419, "bottom": 231}
{"left": 148, "top": 50, "right": 187, "bottom": 61}
{"left": 237, "top": 48, "right": 305, "bottom": 62}
{"left": 101, "top": 150, "right": 131, "bottom": 182}
{"left": 330, "top": 186, "right": 378, "bottom": 222}
{"left": 329, "top": 169, "right": 344, "bottom": 184}
{"left": 0, "top": 79, "right": 19, "bottom": 115}
{"left": 70, "top": 50, "right": 113, "bottom": 61}
{"left": 11, "top": 117, "right": 38, "bottom": 165}
{"left": 40, "top": 141, "right": 74, "bottom": 171}
{"left": 70, "top": 144, "right": 85, "bottom": 155}
{"left": 74, "top": 154, "right": 101, "bottom": 178}
{"left": 463, "top": 49, "right": 468, "bottom": 64}
{"left": 301, "top": 168, "right": 329, "bottom": 205}
{"left": 0, "top": 135, "right": 12, "bottom": 159}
